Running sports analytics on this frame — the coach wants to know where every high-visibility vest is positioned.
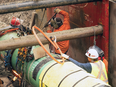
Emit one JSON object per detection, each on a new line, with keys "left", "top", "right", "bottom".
{"left": 98, "top": 57, "right": 108, "bottom": 74}
{"left": 91, "top": 60, "right": 108, "bottom": 84}
{"left": 103, "top": 59, "right": 108, "bottom": 74}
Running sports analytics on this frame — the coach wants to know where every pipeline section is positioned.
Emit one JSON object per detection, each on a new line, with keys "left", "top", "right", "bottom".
{"left": 0, "top": 0, "right": 102, "bottom": 14}
{"left": 0, "top": 31, "right": 111, "bottom": 87}
{"left": 23, "top": 56, "right": 110, "bottom": 87}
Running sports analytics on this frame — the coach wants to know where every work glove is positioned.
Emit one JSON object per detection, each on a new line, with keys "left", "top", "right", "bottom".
{"left": 54, "top": 8, "right": 62, "bottom": 14}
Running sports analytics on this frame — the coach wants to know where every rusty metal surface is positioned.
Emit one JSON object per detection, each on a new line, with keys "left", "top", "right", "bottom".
{"left": 0, "top": 0, "right": 102, "bottom": 14}
{"left": 46, "top": 1, "right": 109, "bottom": 63}
{"left": 109, "top": 2, "right": 116, "bottom": 87}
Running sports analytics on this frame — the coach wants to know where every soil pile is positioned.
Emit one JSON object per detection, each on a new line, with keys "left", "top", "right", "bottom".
{"left": 0, "top": 0, "right": 35, "bottom": 28}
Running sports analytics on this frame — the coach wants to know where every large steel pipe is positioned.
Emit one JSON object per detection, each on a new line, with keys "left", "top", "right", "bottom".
{"left": 0, "top": 0, "right": 102, "bottom": 14}
{"left": 0, "top": 25, "right": 110, "bottom": 87}
{"left": 0, "top": 25, "right": 103, "bottom": 51}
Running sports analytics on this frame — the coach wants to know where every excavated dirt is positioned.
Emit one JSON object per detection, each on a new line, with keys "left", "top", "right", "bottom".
{"left": 0, "top": 10, "right": 33, "bottom": 28}
{"left": 0, "top": 0, "right": 35, "bottom": 29}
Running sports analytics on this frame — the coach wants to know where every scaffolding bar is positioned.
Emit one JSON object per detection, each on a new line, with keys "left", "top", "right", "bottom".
{"left": 0, "top": 0, "right": 102, "bottom": 14}
{"left": 0, "top": 25, "right": 103, "bottom": 51}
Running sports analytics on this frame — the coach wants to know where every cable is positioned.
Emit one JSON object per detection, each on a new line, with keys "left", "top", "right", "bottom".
{"left": 0, "top": 28, "right": 19, "bottom": 36}
{"left": 32, "top": 26, "right": 64, "bottom": 64}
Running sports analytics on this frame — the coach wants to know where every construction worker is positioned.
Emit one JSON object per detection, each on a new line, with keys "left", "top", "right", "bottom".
{"left": 89, "top": 45, "right": 108, "bottom": 73}
{"left": 46, "top": 8, "right": 70, "bottom": 54}
{"left": 66, "top": 48, "right": 108, "bottom": 84}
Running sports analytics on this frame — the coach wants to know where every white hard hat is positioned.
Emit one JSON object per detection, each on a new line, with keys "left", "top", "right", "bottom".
{"left": 85, "top": 49, "right": 99, "bottom": 59}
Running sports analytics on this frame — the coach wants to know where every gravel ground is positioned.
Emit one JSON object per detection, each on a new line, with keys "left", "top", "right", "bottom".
{"left": 0, "top": 10, "right": 34, "bottom": 28}
{"left": 0, "top": 59, "right": 32, "bottom": 87}
{"left": 0, "top": 0, "right": 35, "bottom": 28}
{"left": 0, "top": 60, "right": 15, "bottom": 87}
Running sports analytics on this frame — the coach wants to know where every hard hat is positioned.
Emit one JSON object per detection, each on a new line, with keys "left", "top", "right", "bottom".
{"left": 89, "top": 45, "right": 104, "bottom": 57}
{"left": 85, "top": 49, "right": 99, "bottom": 59}
{"left": 11, "top": 17, "right": 20, "bottom": 26}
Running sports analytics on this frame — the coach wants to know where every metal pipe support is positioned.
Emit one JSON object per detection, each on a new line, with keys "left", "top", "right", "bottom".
{"left": 0, "top": 0, "right": 102, "bottom": 14}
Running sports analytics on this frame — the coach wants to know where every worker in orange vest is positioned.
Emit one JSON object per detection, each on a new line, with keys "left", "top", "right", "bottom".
{"left": 66, "top": 48, "right": 108, "bottom": 84}
{"left": 46, "top": 8, "right": 70, "bottom": 54}
{"left": 102, "top": 58, "right": 108, "bottom": 74}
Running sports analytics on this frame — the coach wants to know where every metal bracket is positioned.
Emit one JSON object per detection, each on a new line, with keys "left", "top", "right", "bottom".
{"left": 29, "top": 12, "right": 38, "bottom": 30}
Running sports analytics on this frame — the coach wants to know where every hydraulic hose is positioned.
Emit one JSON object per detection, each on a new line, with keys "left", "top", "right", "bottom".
{"left": 0, "top": 28, "right": 19, "bottom": 36}
{"left": 32, "top": 26, "right": 64, "bottom": 64}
